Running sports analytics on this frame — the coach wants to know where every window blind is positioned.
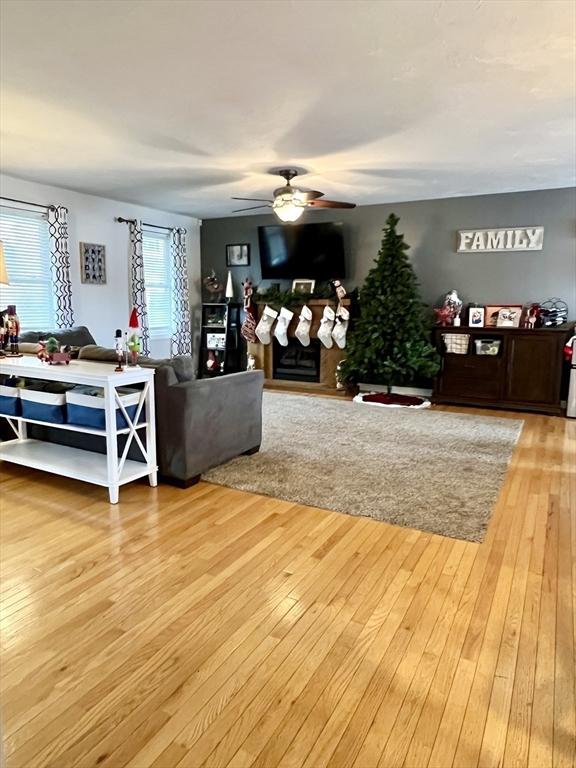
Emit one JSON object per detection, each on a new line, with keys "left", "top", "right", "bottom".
{"left": 0, "top": 208, "right": 54, "bottom": 328}
{"left": 142, "top": 230, "right": 172, "bottom": 339}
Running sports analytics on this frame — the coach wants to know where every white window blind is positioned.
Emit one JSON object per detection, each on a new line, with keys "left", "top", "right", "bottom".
{"left": 142, "top": 230, "right": 172, "bottom": 339}
{"left": 0, "top": 208, "right": 54, "bottom": 328}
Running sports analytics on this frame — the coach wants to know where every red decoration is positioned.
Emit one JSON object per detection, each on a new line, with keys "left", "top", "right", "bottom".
{"left": 362, "top": 392, "right": 426, "bottom": 407}
{"left": 434, "top": 306, "right": 453, "bottom": 326}
{"left": 564, "top": 336, "right": 575, "bottom": 362}
{"left": 128, "top": 307, "right": 139, "bottom": 329}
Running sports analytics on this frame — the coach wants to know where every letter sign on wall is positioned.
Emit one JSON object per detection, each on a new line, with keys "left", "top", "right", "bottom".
{"left": 457, "top": 227, "right": 544, "bottom": 252}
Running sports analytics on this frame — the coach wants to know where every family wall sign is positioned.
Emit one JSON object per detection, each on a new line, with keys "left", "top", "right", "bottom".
{"left": 457, "top": 226, "right": 544, "bottom": 252}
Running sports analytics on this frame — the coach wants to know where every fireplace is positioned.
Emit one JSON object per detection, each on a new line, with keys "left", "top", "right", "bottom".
{"left": 272, "top": 338, "right": 321, "bottom": 382}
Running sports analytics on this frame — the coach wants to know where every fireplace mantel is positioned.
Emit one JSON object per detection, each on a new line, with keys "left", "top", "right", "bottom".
{"left": 248, "top": 299, "right": 349, "bottom": 393}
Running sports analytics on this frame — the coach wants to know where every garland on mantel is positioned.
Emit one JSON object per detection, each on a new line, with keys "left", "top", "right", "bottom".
{"left": 255, "top": 284, "right": 345, "bottom": 312}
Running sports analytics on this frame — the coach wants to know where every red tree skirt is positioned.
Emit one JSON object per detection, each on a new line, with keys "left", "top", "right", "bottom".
{"left": 353, "top": 392, "right": 431, "bottom": 409}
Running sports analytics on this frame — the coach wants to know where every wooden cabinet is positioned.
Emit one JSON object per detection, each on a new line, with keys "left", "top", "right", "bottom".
{"left": 432, "top": 325, "right": 572, "bottom": 415}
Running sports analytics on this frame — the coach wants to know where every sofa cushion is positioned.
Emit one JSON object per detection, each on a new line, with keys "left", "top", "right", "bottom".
{"left": 78, "top": 346, "right": 195, "bottom": 382}
{"left": 19, "top": 326, "right": 96, "bottom": 347}
{"left": 78, "top": 345, "right": 118, "bottom": 363}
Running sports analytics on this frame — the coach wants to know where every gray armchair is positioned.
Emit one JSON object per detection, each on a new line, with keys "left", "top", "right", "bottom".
{"left": 154, "top": 367, "right": 263, "bottom": 486}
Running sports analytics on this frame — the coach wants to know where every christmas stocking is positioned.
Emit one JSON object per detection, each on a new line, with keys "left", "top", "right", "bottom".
{"left": 241, "top": 304, "right": 258, "bottom": 343}
{"left": 332, "top": 306, "right": 349, "bottom": 349}
{"left": 255, "top": 305, "right": 278, "bottom": 345}
{"left": 317, "top": 306, "right": 335, "bottom": 349}
{"left": 273, "top": 307, "right": 294, "bottom": 347}
{"left": 295, "top": 305, "right": 313, "bottom": 346}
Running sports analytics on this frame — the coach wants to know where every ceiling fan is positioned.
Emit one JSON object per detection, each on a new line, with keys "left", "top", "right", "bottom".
{"left": 232, "top": 169, "right": 356, "bottom": 222}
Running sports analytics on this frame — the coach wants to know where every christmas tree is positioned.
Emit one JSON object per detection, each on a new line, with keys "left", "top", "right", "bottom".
{"left": 341, "top": 213, "right": 439, "bottom": 390}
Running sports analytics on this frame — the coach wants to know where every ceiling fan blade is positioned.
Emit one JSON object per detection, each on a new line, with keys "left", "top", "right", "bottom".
{"left": 231, "top": 196, "right": 273, "bottom": 203}
{"left": 307, "top": 199, "right": 356, "bottom": 209}
{"left": 300, "top": 190, "right": 324, "bottom": 200}
{"left": 232, "top": 204, "right": 272, "bottom": 213}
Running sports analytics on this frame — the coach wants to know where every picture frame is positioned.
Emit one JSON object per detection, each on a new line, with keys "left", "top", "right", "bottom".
{"left": 226, "top": 243, "right": 250, "bottom": 267}
{"left": 292, "top": 279, "right": 316, "bottom": 294}
{"left": 468, "top": 307, "right": 485, "bottom": 327}
{"left": 80, "top": 242, "right": 106, "bottom": 284}
{"left": 485, "top": 304, "right": 523, "bottom": 328}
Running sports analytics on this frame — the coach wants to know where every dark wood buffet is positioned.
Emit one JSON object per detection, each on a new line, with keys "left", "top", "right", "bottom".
{"left": 432, "top": 324, "right": 573, "bottom": 415}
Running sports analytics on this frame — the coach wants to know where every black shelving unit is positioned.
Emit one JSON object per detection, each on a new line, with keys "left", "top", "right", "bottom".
{"left": 198, "top": 302, "right": 245, "bottom": 378}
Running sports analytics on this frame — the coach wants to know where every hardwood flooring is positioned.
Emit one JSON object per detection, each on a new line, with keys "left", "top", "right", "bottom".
{"left": 0, "top": 406, "right": 574, "bottom": 768}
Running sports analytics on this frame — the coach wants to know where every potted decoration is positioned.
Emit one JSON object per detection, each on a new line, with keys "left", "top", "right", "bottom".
{"left": 127, "top": 308, "right": 141, "bottom": 366}
{"left": 46, "top": 336, "right": 71, "bottom": 365}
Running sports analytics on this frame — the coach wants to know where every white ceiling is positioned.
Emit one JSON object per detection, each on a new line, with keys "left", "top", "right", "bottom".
{"left": 1, "top": 0, "right": 574, "bottom": 219}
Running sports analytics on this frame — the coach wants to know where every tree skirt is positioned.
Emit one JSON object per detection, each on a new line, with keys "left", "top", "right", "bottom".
{"left": 353, "top": 391, "right": 431, "bottom": 409}
{"left": 203, "top": 392, "right": 524, "bottom": 542}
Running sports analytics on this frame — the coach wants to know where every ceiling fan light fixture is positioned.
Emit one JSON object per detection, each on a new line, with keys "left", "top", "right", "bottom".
{"left": 272, "top": 192, "right": 306, "bottom": 223}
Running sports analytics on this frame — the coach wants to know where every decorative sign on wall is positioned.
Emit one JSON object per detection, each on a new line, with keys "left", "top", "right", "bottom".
{"left": 79, "top": 242, "right": 106, "bottom": 284}
{"left": 457, "top": 227, "right": 544, "bottom": 252}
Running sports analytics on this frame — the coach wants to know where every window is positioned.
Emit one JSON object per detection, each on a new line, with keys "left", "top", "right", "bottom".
{"left": 0, "top": 208, "right": 54, "bottom": 328}
{"left": 142, "top": 230, "right": 172, "bottom": 338}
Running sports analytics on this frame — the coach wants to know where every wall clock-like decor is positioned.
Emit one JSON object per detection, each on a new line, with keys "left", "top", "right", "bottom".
{"left": 80, "top": 242, "right": 106, "bottom": 284}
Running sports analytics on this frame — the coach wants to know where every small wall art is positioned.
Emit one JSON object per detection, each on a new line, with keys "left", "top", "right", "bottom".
{"left": 226, "top": 243, "right": 250, "bottom": 267}
{"left": 80, "top": 242, "right": 106, "bottom": 284}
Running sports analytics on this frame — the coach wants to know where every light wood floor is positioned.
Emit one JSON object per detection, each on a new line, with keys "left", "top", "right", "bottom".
{"left": 0, "top": 407, "right": 574, "bottom": 768}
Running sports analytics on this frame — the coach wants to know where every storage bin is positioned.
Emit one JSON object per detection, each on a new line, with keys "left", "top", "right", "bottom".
{"left": 66, "top": 386, "right": 143, "bottom": 430}
{"left": 0, "top": 383, "right": 21, "bottom": 416}
{"left": 20, "top": 385, "right": 68, "bottom": 424}
{"left": 474, "top": 338, "right": 501, "bottom": 356}
{"left": 442, "top": 333, "right": 470, "bottom": 355}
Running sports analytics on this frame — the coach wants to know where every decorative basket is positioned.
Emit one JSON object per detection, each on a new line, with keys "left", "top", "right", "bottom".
{"left": 474, "top": 339, "right": 501, "bottom": 356}
{"left": 442, "top": 333, "right": 470, "bottom": 355}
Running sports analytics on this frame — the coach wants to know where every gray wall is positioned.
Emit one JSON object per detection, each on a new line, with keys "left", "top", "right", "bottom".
{"left": 201, "top": 187, "right": 576, "bottom": 316}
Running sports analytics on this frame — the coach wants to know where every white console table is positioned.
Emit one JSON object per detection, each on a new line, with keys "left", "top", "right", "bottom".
{"left": 0, "top": 357, "right": 157, "bottom": 504}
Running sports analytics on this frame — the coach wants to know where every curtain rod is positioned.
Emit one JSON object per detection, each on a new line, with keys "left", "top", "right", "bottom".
{"left": 0, "top": 196, "right": 55, "bottom": 211}
{"left": 116, "top": 216, "right": 184, "bottom": 233}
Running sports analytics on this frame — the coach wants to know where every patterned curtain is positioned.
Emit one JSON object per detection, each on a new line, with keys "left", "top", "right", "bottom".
{"left": 170, "top": 227, "right": 192, "bottom": 357}
{"left": 127, "top": 219, "right": 150, "bottom": 356}
{"left": 47, "top": 206, "right": 74, "bottom": 327}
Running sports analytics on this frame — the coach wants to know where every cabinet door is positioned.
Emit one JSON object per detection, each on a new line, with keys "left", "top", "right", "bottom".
{"left": 505, "top": 335, "right": 561, "bottom": 405}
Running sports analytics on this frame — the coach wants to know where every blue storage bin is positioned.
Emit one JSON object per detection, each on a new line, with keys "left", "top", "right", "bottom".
{"left": 20, "top": 387, "right": 67, "bottom": 424}
{"left": 0, "top": 383, "right": 21, "bottom": 416}
{"left": 66, "top": 386, "right": 143, "bottom": 430}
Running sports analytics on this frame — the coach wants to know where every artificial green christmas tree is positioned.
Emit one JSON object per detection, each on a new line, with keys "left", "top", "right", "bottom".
{"left": 341, "top": 213, "right": 439, "bottom": 390}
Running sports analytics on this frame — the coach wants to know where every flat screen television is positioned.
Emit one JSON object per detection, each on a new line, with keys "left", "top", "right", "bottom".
{"left": 258, "top": 222, "right": 345, "bottom": 279}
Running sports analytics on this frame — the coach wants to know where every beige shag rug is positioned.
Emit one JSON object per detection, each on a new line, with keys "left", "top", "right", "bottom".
{"left": 203, "top": 392, "right": 523, "bottom": 542}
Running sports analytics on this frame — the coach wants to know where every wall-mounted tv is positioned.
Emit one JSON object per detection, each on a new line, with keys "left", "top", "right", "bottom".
{"left": 258, "top": 222, "right": 345, "bottom": 280}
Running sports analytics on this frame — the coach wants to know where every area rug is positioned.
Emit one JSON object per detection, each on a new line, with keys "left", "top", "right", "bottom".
{"left": 203, "top": 392, "right": 524, "bottom": 542}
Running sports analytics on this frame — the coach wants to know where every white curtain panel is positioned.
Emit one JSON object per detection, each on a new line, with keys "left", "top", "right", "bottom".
{"left": 170, "top": 227, "right": 192, "bottom": 357}
{"left": 127, "top": 219, "right": 150, "bottom": 356}
{"left": 47, "top": 205, "right": 75, "bottom": 328}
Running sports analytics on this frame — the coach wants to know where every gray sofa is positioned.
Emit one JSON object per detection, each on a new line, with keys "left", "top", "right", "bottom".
{"left": 11, "top": 326, "right": 264, "bottom": 487}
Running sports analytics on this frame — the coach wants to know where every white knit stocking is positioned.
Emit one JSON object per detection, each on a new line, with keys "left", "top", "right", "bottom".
{"left": 273, "top": 307, "right": 294, "bottom": 347}
{"left": 255, "top": 305, "right": 278, "bottom": 345}
{"left": 317, "top": 306, "right": 335, "bottom": 349}
{"left": 332, "top": 306, "right": 349, "bottom": 349}
{"left": 295, "top": 305, "right": 313, "bottom": 347}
